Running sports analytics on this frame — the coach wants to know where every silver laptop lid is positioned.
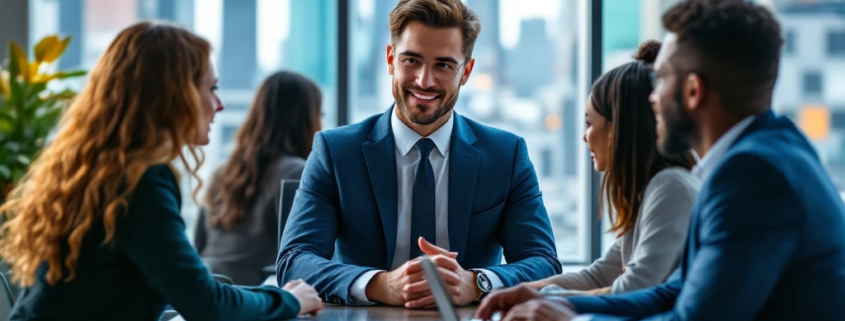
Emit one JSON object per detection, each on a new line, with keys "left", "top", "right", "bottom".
{"left": 421, "top": 257, "right": 460, "bottom": 321}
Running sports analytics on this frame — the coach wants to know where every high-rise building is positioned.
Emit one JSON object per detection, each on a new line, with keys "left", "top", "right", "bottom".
{"left": 219, "top": 0, "right": 257, "bottom": 90}
{"left": 283, "top": 0, "right": 338, "bottom": 87}
{"left": 506, "top": 18, "right": 554, "bottom": 97}
{"left": 58, "top": 0, "right": 84, "bottom": 70}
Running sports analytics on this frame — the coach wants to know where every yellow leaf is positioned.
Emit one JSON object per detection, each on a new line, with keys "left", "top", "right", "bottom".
{"left": 0, "top": 69, "right": 9, "bottom": 98}
{"left": 10, "top": 42, "right": 31, "bottom": 82}
{"left": 34, "top": 35, "right": 60, "bottom": 63}
{"left": 41, "top": 36, "right": 71, "bottom": 63}
{"left": 30, "top": 62, "right": 42, "bottom": 81}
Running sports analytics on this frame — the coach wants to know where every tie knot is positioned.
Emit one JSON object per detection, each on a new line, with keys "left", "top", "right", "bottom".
{"left": 415, "top": 138, "right": 436, "bottom": 159}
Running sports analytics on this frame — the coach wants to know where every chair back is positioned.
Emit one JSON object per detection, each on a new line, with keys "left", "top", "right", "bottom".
{"left": 0, "top": 272, "right": 15, "bottom": 320}
{"left": 277, "top": 179, "right": 300, "bottom": 249}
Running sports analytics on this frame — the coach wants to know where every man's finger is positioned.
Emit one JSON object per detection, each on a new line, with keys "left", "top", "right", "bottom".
{"left": 406, "top": 260, "right": 423, "bottom": 274}
{"left": 437, "top": 267, "right": 462, "bottom": 286}
{"left": 405, "top": 280, "right": 431, "bottom": 294}
{"left": 405, "top": 289, "right": 432, "bottom": 301}
{"left": 405, "top": 294, "right": 437, "bottom": 309}
{"left": 475, "top": 290, "right": 513, "bottom": 320}
{"left": 431, "top": 255, "right": 461, "bottom": 271}
{"left": 408, "top": 270, "right": 426, "bottom": 283}
{"left": 418, "top": 237, "right": 458, "bottom": 258}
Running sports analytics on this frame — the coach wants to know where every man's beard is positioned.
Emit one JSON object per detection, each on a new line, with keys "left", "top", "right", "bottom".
{"left": 392, "top": 80, "right": 458, "bottom": 126}
{"left": 658, "top": 84, "right": 697, "bottom": 156}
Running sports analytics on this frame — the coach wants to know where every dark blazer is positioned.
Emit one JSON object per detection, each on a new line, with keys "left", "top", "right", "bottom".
{"left": 196, "top": 155, "right": 306, "bottom": 285}
{"left": 10, "top": 165, "right": 301, "bottom": 321}
{"left": 567, "top": 110, "right": 845, "bottom": 320}
{"left": 276, "top": 107, "right": 561, "bottom": 305}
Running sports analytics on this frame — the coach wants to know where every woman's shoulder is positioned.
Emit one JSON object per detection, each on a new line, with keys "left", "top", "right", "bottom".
{"left": 647, "top": 167, "right": 701, "bottom": 197}
{"left": 132, "top": 164, "right": 180, "bottom": 205}
{"left": 275, "top": 155, "right": 307, "bottom": 180}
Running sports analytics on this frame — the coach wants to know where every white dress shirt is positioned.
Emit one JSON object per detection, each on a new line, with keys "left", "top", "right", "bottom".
{"left": 692, "top": 115, "right": 757, "bottom": 181}
{"left": 350, "top": 110, "right": 502, "bottom": 304}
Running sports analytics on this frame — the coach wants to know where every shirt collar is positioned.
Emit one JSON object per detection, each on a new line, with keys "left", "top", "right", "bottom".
{"left": 692, "top": 114, "right": 757, "bottom": 181}
{"left": 391, "top": 108, "right": 454, "bottom": 157}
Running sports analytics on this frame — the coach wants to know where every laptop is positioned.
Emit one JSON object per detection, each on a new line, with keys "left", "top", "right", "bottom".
{"left": 421, "top": 257, "right": 488, "bottom": 321}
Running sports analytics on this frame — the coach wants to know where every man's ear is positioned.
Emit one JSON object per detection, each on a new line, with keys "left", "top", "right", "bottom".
{"left": 459, "top": 58, "right": 476, "bottom": 86}
{"left": 386, "top": 44, "right": 395, "bottom": 76}
{"left": 685, "top": 73, "right": 705, "bottom": 113}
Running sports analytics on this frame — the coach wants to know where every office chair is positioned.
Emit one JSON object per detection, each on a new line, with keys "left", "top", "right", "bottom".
{"left": 261, "top": 179, "right": 300, "bottom": 279}
{"left": 0, "top": 272, "right": 14, "bottom": 319}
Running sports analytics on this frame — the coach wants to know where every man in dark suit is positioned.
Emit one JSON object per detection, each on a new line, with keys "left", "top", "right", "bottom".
{"left": 276, "top": 0, "right": 561, "bottom": 308}
{"left": 475, "top": 0, "right": 845, "bottom": 320}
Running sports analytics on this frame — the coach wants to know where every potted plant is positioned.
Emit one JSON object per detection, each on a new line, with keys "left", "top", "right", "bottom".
{"left": 0, "top": 36, "right": 86, "bottom": 204}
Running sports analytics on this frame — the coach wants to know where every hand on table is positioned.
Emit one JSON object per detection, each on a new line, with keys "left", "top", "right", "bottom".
{"left": 474, "top": 284, "right": 543, "bottom": 320}
{"left": 403, "top": 237, "right": 481, "bottom": 309}
{"left": 500, "top": 298, "right": 578, "bottom": 321}
{"left": 283, "top": 279, "right": 323, "bottom": 316}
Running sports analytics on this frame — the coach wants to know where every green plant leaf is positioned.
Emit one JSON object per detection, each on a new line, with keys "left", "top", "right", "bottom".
{"left": 9, "top": 77, "right": 23, "bottom": 107}
{"left": 15, "top": 155, "right": 30, "bottom": 166}
{"left": 54, "top": 70, "right": 87, "bottom": 79}
{"left": 7, "top": 42, "right": 20, "bottom": 80}
{"left": 10, "top": 167, "right": 25, "bottom": 184}
{"left": 24, "top": 82, "right": 47, "bottom": 101}
{"left": 9, "top": 42, "right": 31, "bottom": 82}
{"left": 34, "top": 69, "right": 87, "bottom": 84}
{"left": 0, "top": 165, "right": 10, "bottom": 180}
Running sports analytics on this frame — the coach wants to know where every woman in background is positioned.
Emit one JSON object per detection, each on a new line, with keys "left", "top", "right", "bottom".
{"left": 0, "top": 22, "right": 321, "bottom": 320}
{"left": 196, "top": 71, "right": 322, "bottom": 286}
{"left": 525, "top": 41, "right": 699, "bottom": 296}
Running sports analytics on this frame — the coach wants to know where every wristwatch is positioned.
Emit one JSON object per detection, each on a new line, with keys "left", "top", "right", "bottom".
{"left": 473, "top": 270, "right": 492, "bottom": 300}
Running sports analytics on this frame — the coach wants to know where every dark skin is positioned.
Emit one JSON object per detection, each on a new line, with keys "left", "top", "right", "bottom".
{"left": 474, "top": 32, "right": 774, "bottom": 321}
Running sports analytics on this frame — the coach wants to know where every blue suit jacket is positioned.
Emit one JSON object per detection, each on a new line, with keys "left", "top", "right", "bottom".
{"left": 276, "top": 108, "right": 561, "bottom": 305}
{"left": 567, "top": 110, "right": 845, "bottom": 320}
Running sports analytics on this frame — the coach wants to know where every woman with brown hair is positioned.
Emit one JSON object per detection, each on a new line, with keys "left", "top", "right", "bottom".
{"left": 525, "top": 41, "right": 699, "bottom": 297}
{"left": 0, "top": 22, "right": 321, "bottom": 320}
{"left": 195, "top": 71, "right": 322, "bottom": 286}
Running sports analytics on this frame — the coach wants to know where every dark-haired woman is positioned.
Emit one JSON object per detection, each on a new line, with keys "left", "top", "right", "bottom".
{"left": 195, "top": 71, "right": 322, "bottom": 286}
{"left": 525, "top": 41, "right": 699, "bottom": 297}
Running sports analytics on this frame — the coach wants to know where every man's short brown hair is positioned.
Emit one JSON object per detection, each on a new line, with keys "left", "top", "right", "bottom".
{"left": 388, "top": 0, "right": 481, "bottom": 60}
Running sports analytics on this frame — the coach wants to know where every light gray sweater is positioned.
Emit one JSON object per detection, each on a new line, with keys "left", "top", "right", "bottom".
{"left": 557, "top": 167, "right": 700, "bottom": 294}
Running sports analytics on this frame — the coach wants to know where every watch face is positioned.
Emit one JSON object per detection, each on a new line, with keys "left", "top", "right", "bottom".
{"left": 477, "top": 271, "right": 492, "bottom": 292}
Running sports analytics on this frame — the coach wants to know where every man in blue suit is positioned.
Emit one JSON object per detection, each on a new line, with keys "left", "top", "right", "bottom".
{"left": 276, "top": 0, "right": 561, "bottom": 308}
{"left": 475, "top": 1, "right": 845, "bottom": 320}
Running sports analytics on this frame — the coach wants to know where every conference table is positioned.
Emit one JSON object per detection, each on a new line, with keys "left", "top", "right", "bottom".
{"left": 168, "top": 305, "right": 486, "bottom": 321}
{"left": 290, "top": 305, "right": 482, "bottom": 320}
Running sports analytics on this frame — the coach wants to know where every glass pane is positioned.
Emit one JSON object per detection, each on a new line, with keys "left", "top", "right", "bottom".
{"left": 606, "top": 0, "right": 845, "bottom": 215}
{"left": 27, "top": 0, "right": 338, "bottom": 231}
{"left": 351, "top": 0, "right": 590, "bottom": 262}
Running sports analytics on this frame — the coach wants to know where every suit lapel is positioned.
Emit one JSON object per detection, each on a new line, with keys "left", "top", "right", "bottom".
{"left": 447, "top": 113, "right": 480, "bottom": 261}
{"left": 680, "top": 110, "right": 777, "bottom": 282}
{"left": 362, "top": 108, "right": 398, "bottom": 269}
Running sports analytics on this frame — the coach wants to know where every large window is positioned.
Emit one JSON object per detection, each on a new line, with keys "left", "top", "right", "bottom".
{"left": 23, "top": 0, "right": 841, "bottom": 262}
{"left": 27, "top": 0, "right": 339, "bottom": 230}
{"left": 349, "top": 0, "right": 591, "bottom": 262}
{"left": 605, "top": 0, "right": 845, "bottom": 202}
{"left": 828, "top": 30, "right": 845, "bottom": 57}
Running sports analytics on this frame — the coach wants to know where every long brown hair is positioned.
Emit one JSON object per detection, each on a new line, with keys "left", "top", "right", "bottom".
{"left": 592, "top": 41, "right": 696, "bottom": 237}
{"left": 0, "top": 22, "right": 210, "bottom": 286}
{"left": 205, "top": 71, "right": 321, "bottom": 230}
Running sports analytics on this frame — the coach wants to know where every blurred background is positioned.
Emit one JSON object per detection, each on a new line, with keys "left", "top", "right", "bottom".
{"left": 2, "top": 0, "right": 842, "bottom": 264}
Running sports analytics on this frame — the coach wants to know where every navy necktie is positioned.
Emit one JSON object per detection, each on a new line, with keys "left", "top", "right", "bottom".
{"left": 410, "top": 138, "right": 436, "bottom": 260}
